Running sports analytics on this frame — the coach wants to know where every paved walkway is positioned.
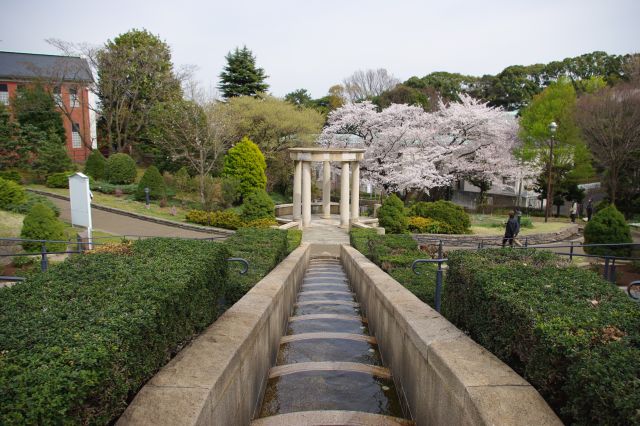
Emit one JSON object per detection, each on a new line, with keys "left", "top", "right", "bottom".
{"left": 43, "top": 195, "right": 217, "bottom": 239}
{"left": 301, "top": 215, "right": 351, "bottom": 246}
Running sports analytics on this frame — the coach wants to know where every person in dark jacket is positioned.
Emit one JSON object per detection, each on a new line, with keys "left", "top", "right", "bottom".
{"left": 586, "top": 198, "right": 593, "bottom": 221}
{"left": 502, "top": 211, "right": 520, "bottom": 247}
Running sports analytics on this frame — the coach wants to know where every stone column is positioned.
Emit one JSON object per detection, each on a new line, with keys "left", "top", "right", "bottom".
{"left": 350, "top": 161, "right": 360, "bottom": 222}
{"left": 340, "top": 161, "right": 350, "bottom": 228}
{"left": 322, "top": 160, "right": 331, "bottom": 218}
{"left": 302, "top": 161, "right": 312, "bottom": 227}
{"left": 292, "top": 160, "right": 302, "bottom": 221}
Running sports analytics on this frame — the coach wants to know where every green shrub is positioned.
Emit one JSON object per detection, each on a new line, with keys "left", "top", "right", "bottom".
{"left": 287, "top": 229, "right": 302, "bottom": 253}
{"left": 223, "top": 228, "right": 289, "bottom": 305}
{"left": 83, "top": 150, "right": 107, "bottom": 180}
{"left": 135, "top": 166, "right": 166, "bottom": 201}
{"left": 408, "top": 216, "right": 454, "bottom": 234}
{"left": 5, "top": 192, "right": 60, "bottom": 217}
{"left": 185, "top": 209, "right": 245, "bottom": 230}
{"left": 19, "top": 203, "right": 66, "bottom": 252}
{"left": 174, "top": 166, "right": 192, "bottom": 192}
{"left": 244, "top": 217, "right": 278, "bottom": 228}
{"left": 221, "top": 137, "right": 267, "bottom": 199}
{"left": 0, "top": 238, "right": 229, "bottom": 424}
{"left": 377, "top": 194, "right": 408, "bottom": 234}
{"left": 410, "top": 201, "right": 471, "bottom": 234}
{"left": 0, "top": 177, "right": 26, "bottom": 209}
{"left": 584, "top": 204, "right": 632, "bottom": 257}
{"left": 0, "top": 170, "right": 21, "bottom": 183}
{"left": 443, "top": 249, "right": 640, "bottom": 425}
{"left": 104, "top": 153, "right": 137, "bottom": 184}
{"left": 45, "top": 171, "right": 71, "bottom": 188}
{"left": 90, "top": 180, "right": 138, "bottom": 195}
{"left": 350, "top": 229, "right": 438, "bottom": 306}
{"left": 241, "top": 189, "right": 275, "bottom": 222}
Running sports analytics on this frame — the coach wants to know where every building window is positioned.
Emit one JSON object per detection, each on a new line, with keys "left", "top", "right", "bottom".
{"left": 0, "top": 84, "right": 8, "bottom": 105}
{"left": 53, "top": 86, "right": 62, "bottom": 106}
{"left": 69, "top": 87, "right": 79, "bottom": 108}
{"left": 72, "top": 123, "right": 82, "bottom": 148}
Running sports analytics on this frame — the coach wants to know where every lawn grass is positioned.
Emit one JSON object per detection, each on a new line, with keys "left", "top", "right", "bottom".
{"left": 471, "top": 221, "right": 570, "bottom": 236}
{"left": 0, "top": 211, "right": 24, "bottom": 238}
{"left": 28, "top": 184, "right": 192, "bottom": 222}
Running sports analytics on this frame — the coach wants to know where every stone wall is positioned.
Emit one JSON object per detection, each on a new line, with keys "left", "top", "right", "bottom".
{"left": 340, "top": 245, "right": 561, "bottom": 426}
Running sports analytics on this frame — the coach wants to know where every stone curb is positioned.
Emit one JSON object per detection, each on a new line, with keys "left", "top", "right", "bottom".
{"left": 27, "top": 188, "right": 235, "bottom": 236}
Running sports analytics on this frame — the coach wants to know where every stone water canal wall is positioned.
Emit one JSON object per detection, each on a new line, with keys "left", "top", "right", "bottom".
{"left": 340, "top": 245, "right": 561, "bottom": 425}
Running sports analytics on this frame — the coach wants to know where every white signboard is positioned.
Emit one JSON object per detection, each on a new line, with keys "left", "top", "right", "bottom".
{"left": 69, "top": 173, "right": 92, "bottom": 230}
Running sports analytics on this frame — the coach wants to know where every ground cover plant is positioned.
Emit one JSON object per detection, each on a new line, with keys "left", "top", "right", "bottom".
{"left": 350, "top": 228, "right": 438, "bottom": 306}
{"left": 0, "top": 238, "right": 230, "bottom": 424}
{"left": 443, "top": 249, "right": 640, "bottom": 425}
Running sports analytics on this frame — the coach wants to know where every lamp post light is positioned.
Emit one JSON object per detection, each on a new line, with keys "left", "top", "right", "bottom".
{"left": 144, "top": 187, "right": 150, "bottom": 209}
{"left": 545, "top": 121, "right": 558, "bottom": 223}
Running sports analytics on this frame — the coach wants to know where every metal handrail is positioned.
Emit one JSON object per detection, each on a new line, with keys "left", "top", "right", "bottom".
{"left": 412, "top": 258, "right": 448, "bottom": 313}
{"left": 226, "top": 258, "right": 249, "bottom": 275}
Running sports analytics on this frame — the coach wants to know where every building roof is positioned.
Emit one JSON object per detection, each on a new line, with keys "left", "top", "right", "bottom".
{"left": 0, "top": 51, "right": 93, "bottom": 83}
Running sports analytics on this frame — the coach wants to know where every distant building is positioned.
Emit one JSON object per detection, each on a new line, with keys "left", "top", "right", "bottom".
{"left": 0, "top": 51, "right": 97, "bottom": 162}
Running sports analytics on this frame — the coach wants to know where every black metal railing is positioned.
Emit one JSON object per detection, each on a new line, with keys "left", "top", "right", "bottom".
{"left": 406, "top": 239, "right": 640, "bottom": 307}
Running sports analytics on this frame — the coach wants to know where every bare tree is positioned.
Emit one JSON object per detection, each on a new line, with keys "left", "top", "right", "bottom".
{"left": 575, "top": 83, "right": 640, "bottom": 204}
{"left": 342, "top": 68, "right": 400, "bottom": 102}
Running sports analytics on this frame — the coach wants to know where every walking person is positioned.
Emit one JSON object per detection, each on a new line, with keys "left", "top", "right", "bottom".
{"left": 586, "top": 198, "right": 593, "bottom": 221}
{"left": 502, "top": 211, "right": 520, "bottom": 248}
{"left": 570, "top": 201, "right": 577, "bottom": 223}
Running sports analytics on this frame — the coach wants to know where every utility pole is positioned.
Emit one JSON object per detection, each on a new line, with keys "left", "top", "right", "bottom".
{"left": 545, "top": 121, "right": 557, "bottom": 223}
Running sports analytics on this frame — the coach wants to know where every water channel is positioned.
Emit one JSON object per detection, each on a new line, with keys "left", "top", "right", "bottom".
{"left": 252, "top": 257, "right": 414, "bottom": 425}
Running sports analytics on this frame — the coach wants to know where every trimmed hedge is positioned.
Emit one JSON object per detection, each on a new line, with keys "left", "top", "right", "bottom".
{"left": 0, "top": 170, "right": 21, "bottom": 183}
{"left": 223, "top": 228, "right": 292, "bottom": 305}
{"left": 584, "top": 204, "right": 632, "bottom": 257}
{"left": 45, "top": 171, "right": 71, "bottom": 188}
{"left": 350, "top": 229, "right": 438, "bottom": 306}
{"left": 0, "top": 238, "right": 230, "bottom": 424}
{"left": 443, "top": 249, "right": 640, "bottom": 425}
{"left": 186, "top": 209, "right": 244, "bottom": 230}
{"left": 409, "top": 200, "right": 471, "bottom": 234}
{"left": 104, "top": 153, "right": 137, "bottom": 184}
{"left": 241, "top": 189, "right": 275, "bottom": 222}
{"left": 408, "top": 216, "right": 454, "bottom": 234}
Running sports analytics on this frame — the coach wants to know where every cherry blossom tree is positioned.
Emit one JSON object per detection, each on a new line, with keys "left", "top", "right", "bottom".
{"left": 319, "top": 94, "right": 525, "bottom": 193}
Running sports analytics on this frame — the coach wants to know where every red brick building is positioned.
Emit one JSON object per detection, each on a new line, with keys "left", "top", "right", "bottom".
{"left": 0, "top": 51, "right": 97, "bottom": 162}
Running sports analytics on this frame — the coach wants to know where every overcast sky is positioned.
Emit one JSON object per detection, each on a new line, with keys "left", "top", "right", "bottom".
{"left": 2, "top": 0, "right": 639, "bottom": 98}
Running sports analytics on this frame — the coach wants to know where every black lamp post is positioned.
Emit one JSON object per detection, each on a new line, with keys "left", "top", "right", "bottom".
{"left": 545, "top": 121, "right": 557, "bottom": 223}
{"left": 144, "top": 187, "right": 150, "bottom": 209}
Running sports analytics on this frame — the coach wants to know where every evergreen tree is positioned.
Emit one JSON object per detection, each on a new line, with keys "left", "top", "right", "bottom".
{"left": 10, "top": 83, "right": 66, "bottom": 142}
{"left": 218, "top": 46, "right": 269, "bottom": 98}
{"left": 221, "top": 137, "right": 267, "bottom": 198}
{"left": 32, "top": 130, "right": 73, "bottom": 175}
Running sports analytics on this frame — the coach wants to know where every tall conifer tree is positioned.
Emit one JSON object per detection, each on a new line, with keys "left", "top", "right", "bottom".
{"left": 218, "top": 46, "right": 269, "bottom": 98}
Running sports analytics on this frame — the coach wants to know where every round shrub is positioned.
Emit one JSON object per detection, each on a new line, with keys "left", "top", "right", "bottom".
{"left": 410, "top": 201, "right": 470, "bottom": 234}
{"left": 244, "top": 217, "right": 278, "bottom": 228}
{"left": 378, "top": 194, "right": 408, "bottom": 234}
{"left": 84, "top": 150, "right": 107, "bottom": 180}
{"left": 584, "top": 204, "right": 632, "bottom": 257}
{"left": 20, "top": 203, "right": 66, "bottom": 252}
{"left": 241, "top": 189, "right": 275, "bottom": 222}
{"left": 221, "top": 137, "right": 267, "bottom": 199}
{"left": 104, "top": 153, "right": 137, "bottom": 184}
{"left": 408, "top": 216, "right": 454, "bottom": 234}
{"left": 135, "top": 166, "right": 166, "bottom": 201}
{"left": 210, "top": 210, "right": 244, "bottom": 230}
{"left": 0, "top": 177, "right": 26, "bottom": 209}
{"left": 0, "top": 170, "right": 22, "bottom": 183}
{"left": 46, "top": 172, "right": 71, "bottom": 188}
